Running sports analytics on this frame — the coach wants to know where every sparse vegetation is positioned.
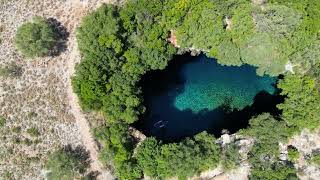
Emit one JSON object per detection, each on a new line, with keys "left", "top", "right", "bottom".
{"left": 0, "top": 63, "right": 23, "bottom": 78}
{"left": 3, "top": 170, "right": 13, "bottom": 179}
{"left": 27, "top": 112, "right": 38, "bottom": 119}
{"left": 0, "top": 0, "right": 97, "bottom": 179}
{"left": 15, "top": 16, "right": 56, "bottom": 58}
{"left": 11, "top": 126, "right": 21, "bottom": 133}
{"left": 0, "top": 116, "right": 6, "bottom": 127}
{"left": 0, "top": 25, "right": 4, "bottom": 44}
{"left": 27, "top": 127, "right": 40, "bottom": 137}
{"left": 45, "top": 145, "right": 90, "bottom": 180}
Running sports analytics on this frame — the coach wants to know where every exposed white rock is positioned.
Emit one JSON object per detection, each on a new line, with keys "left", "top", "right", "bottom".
{"left": 222, "top": 134, "right": 231, "bottom": 145}
{"left": 285, "top": 61, "right": 295, "bottom": 74}
{"left": 225, "top": 16, "right": 232, "bottom": 30}
{"left": 279, "top": 142, "right": 288, "bottom": 161}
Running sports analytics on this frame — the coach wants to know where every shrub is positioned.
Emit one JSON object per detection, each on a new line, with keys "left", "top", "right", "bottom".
{"left": 288, "top": 146, "right": 299, "bottom": 162}
{"left": 0, "top": 116, "right": 6, "bottom": 127}
{"left": 27, "top": 111, "right": 38, "bottom": 119}
{"left": 3, "top": 171, "right": 13, "bottom": 179}
{"left": 12, "top": 126, "right": 21, "bottom": 133}
{"left": 309, "top": 152, "right": 320, "bottom": 166}
{"left": 250, "top": 161, "right": 298, "bottom": 180}
{"left": 15, "top": 16, "right": 55, "bottom": 58}
{"left": 0, "top": 25, "right": 4, "bottom": 44}
{"left": 0, "top": 63, "right": 23, "bottom": 78}
{"left": 27, "top": 127, "right": 40, "bottom": 137}
{"left": 46, "top": 145, "right": 90, "bottom": 180}
{"left": 240, "top": 33, "right": 288, "bottom": 76}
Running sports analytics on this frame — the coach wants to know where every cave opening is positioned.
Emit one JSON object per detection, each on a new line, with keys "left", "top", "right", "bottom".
{"left": 134, "top": 53, "right": 284, "bottom": 142}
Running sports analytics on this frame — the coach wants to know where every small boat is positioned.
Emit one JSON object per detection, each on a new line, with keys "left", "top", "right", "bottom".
{"left": 154, "top": 120, "right": 163, "bottom": 128}
{"left": 154, "top": 120, "right": 168, "bottom": 128}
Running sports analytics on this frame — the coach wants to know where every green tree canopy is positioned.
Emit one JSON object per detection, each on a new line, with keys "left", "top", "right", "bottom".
{"left": 72, "top": 1, "right": 320, "bottom": 179}
{"left": 15, "top": 16, "right": 55, "bottom": 58}
{"left": 277, "top": 73, "right": 320, "bottom": 133}
{"left": 240, "top": 114, "right": 297, "bottom": 179}
{"left": 136, "top": 132, "right": 220, "bottom": 179}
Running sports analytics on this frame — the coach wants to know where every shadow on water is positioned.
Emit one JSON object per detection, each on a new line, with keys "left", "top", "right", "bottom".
{"left": 134, "top": 54, "right": 284, "bottom": 143}
{"left": 216, "top": 90, "right": 284, "bottom": 137}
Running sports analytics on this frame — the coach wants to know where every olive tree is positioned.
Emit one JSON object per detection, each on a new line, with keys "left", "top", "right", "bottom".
{"left": 15, "top": 16, "right": 55, "bottom": 58}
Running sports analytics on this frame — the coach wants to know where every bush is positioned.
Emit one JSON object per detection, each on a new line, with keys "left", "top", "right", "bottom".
{"left": 0, "top": 63, "right": 23, "bottom": 78}
{"left": 46, "top": 145, "right": 90, "bottom": 180}
{"left": 12, "top": 126, "right": 21, "bottom": 133}
{"left": 309, "top": 152, "right": 320, "bottom": 166}
{"left": 250, "top": 161, "right": 298, "bottom": 180}
{"left": 15, "top": 16, "right": 55, "bottom": 58}
{"left": 27, "top": 127, "right": 40, "bottom": 137}
{"left": 0, "top": 116, "right": 6, "bottom": 127}
{"left": 240, "top": 33, "right": 288, "bottom": 76}
{"left": 288, "top": 146, "right": 299, "bottom": 162}
{"left": 0, "top": 25, "right": 4, "bottom": 44}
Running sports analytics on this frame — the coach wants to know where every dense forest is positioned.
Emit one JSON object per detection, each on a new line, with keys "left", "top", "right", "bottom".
{"left": 72, "top": 0, "right": 320, "bottom": 179}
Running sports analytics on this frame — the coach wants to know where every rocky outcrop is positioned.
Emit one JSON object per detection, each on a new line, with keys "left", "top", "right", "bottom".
{"left": 287, "top": 129, "right": 320, "bottom": 179}
{"left": 168, "top": 30, "right": 207, "bottom": 56}
{"left": 129, "top": 126, "right": 146, "bottom": 143}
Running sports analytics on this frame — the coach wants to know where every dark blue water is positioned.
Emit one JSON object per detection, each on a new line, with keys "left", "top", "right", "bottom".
{"left": 136, "top": 54, "right": 281, "bottom": 142}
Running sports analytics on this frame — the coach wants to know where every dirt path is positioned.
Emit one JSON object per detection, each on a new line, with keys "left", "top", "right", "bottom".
{"left": 66, "top": 37, "right": 114, "bottom": 180}
{"left": 64, "top": 1, "right": 115, "bottom": 179}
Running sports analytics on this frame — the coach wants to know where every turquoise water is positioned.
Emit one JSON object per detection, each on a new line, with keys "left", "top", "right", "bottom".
{"left": 174, "top": 56, "right": 276, "bottom": 112}
{"left": 138, "top": 54, "right": 278, "bottom": 141}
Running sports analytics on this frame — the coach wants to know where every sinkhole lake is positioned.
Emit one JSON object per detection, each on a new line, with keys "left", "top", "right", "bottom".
{"left": 136, "top": 54, "right": 282, "bottom": 142}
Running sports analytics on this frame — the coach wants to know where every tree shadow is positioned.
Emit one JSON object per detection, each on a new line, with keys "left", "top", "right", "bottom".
{"left": 63, "top": 144, "right": 91, "bottom": 174}
{"left": 137, "top": 90, "right": 284, "bottom": 143}
{"left": 86, "top": 171, "right": 101, "bottom": 180}
{"left": 214, "top": 90, "right": 284, "bottom": 136}
{"left": 46, "top": 17, "right": 69, "bottom": 56}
